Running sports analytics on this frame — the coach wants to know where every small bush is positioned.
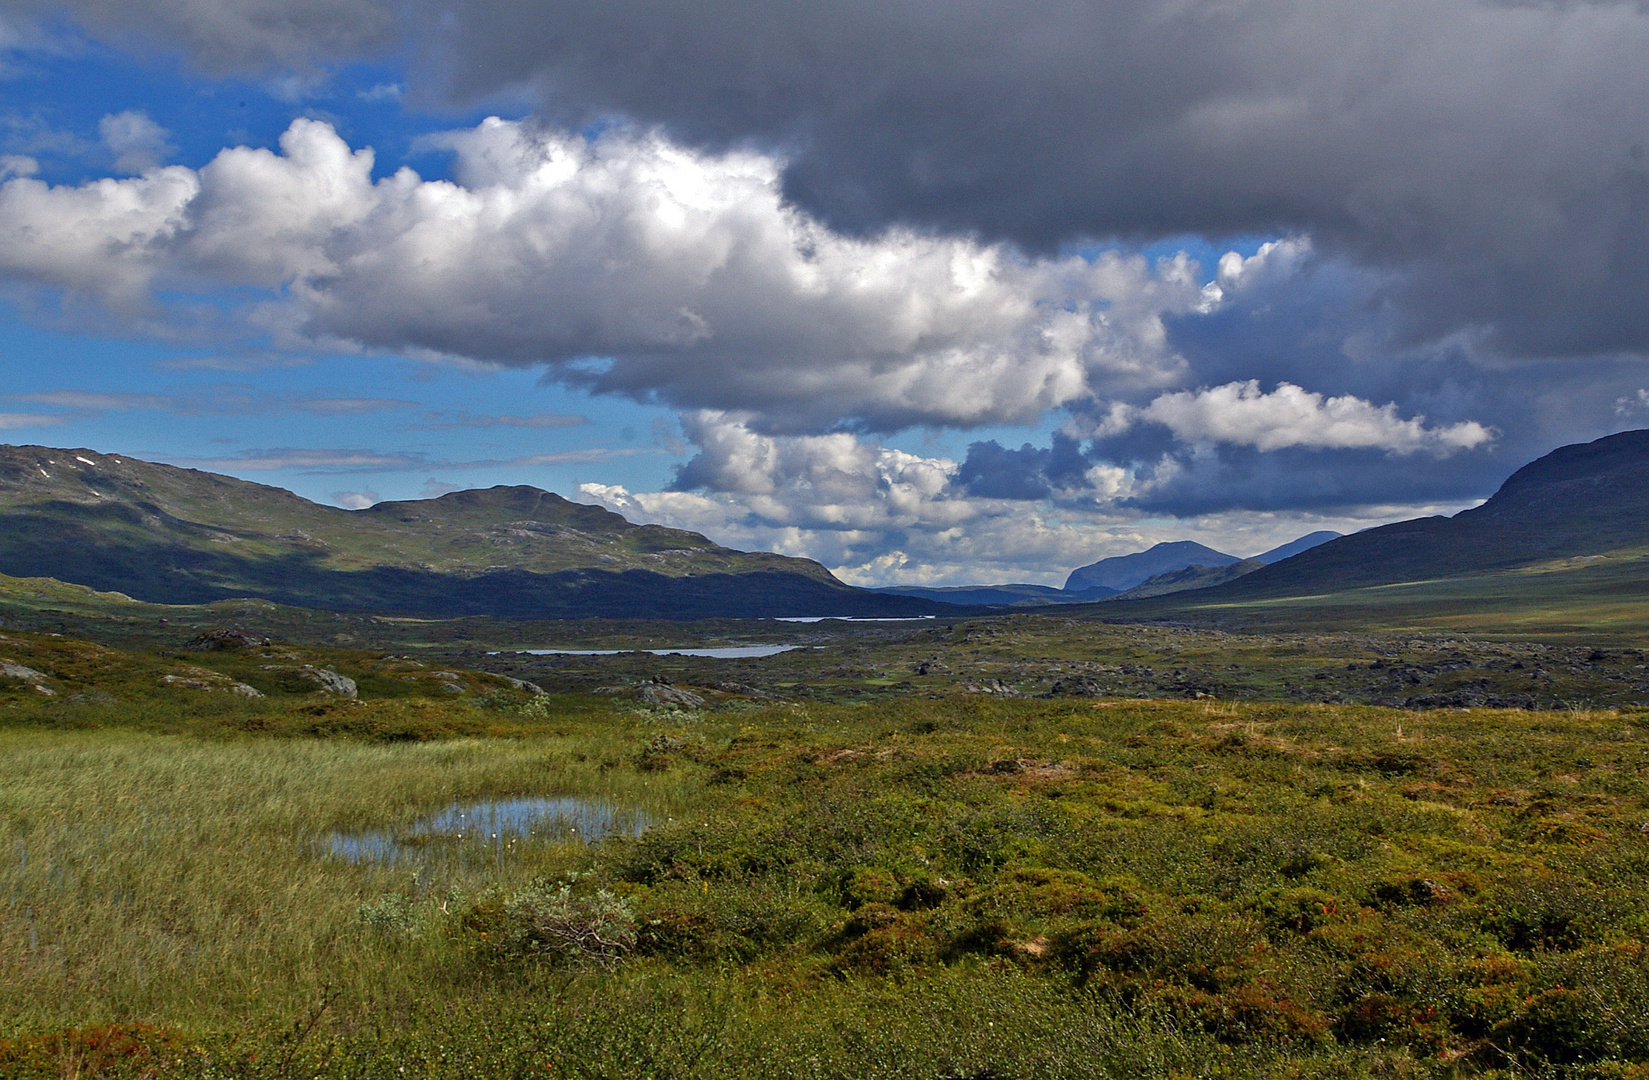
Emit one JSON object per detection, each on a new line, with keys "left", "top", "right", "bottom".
{"left": 358, "top": 893, "right": 417, "bottom": 939}
{"left": 466, "top": 883, "right": 637, "bottom": 967}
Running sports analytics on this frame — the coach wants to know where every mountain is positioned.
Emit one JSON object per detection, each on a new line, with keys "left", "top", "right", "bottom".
{"left": 1179, "top": 429, "right": 1649, "bottom": 601}
{"left": 0, "top": 444, "right": 944, "bottom": 619}
{"left": 870, "top": 583, "right": 1117, "bottom": 606}
{"left": 1254, "top": 531, "right": 1341, "bottom": 564}
{"left": 1064, "top": 541, "right": 1240, "bottom": 593}
{"left": 1110, "top": 559, "right": 1267, "bottom": 600}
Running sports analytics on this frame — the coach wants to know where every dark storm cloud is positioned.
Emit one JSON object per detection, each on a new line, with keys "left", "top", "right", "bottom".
{"left": 11, "top": 0, "right": 1649, "bottom": 539}
{"left": 956, "top": 433, "right": 1089, "bottom": 501}
{"left": 403, "top": 0, "right": 1649, "bottom": 359}
{"left": 16, "top": 0, "right": 1649, "bottom": 360}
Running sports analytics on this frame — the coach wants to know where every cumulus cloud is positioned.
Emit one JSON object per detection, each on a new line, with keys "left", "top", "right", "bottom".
{"left": 98, "top": 111, "right": 174, "bottom": 173}
{"left": 408, "top": 0, "right": 1649, "bottom": 360}
{"left": 0, "top": 154, "right": 36, "bottom": 180}
{"left": 0, "top": 116, "right": 1206, "bottom": 431}
{"left": 577, "top": 412, "right": 1477, "bottom": 585}
{"left": 16, "top": 0, "right": 1649, "bottom": 360}
{"left": 1112, "top": 380, "right": 1494, "bottom": 455}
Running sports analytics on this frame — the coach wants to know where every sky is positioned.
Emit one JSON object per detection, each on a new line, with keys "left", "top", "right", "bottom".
{"left": 0, "top": 1, "right": 1646, "bottom": 587}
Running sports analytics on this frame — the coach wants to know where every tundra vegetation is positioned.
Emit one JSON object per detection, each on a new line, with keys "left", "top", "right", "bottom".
{"left": 2, "top": 620, "right": 1648, "bottom": 1080}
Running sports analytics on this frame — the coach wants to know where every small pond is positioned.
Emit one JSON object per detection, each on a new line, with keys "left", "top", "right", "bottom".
{"left": 327, "top": 796, "right": 651, "bottom": 870}
{"left": 507, "top": 645, "right": 805, "bottom": 658}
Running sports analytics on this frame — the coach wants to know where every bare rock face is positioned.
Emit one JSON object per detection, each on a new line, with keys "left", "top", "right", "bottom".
{"left": 300, "top": 667, "right": 358, "bottom": 698}
{"left": 2, "top": 661, "right": 48, "bottom": 684}
{"left": 503, "top": 676, "right": 545, "bottom": 695}
{"left": 160, "top": 674, "right": 216, "bottom": 690}
{"left": 2, "top": 661, "right": 55, "bottom": 695}
{"left": 184, "top": 628, "right": 271, "bottom": 651}
{"left": 639, "top": 683, "right": 705, "bottom": 708}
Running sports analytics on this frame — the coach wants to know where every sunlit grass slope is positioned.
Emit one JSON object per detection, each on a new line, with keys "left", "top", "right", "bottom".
{"left": 1126, "top": 546, "right": 1649, "bottom": 642}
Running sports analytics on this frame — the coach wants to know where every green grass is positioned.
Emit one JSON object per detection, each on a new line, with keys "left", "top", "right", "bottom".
{"left": 3, "top": 672, "right": 1648, "bottom": 1077}
{"left": 1120, "top": 547, "right": 1649, "bottom": 643}
{"left": 0, "top": 729, "right": 690, "bottom": 1030}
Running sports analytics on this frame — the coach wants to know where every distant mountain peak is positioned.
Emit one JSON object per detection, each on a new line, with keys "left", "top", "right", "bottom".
{"left": 1064, "top": 540, "right": 1239, "bottom": 593}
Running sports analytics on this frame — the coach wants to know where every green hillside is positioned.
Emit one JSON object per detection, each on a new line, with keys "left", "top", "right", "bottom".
{"left": 0, "top": 445, "right": 937, "bottom": 619}
{"left": 1205, "top": 428, "right": 1649, "bottom": 599}
{"left": 1086, "top": 429, "right": 1649, "bottom": 640}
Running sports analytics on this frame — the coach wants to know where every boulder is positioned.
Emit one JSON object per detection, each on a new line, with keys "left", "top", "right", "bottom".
{"left": 2, "top": 661, "right": 49, "bottom": 685}
{"left": 639, "top": 683, "right": 706, "bottom": 708}
{"left": 300, "top": 667, "right": 357, "bottom": 698}
{"left": 183, "top": 628, "right": 271, "bottom": 651}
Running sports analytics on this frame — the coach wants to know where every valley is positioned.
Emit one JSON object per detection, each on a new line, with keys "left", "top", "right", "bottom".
{"left": 4, "top": 430, "right": 1649, "bottom": 1079}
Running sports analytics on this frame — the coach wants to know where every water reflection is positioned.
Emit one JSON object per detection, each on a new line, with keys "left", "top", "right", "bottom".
{"left": 327, "top": 796, "right": 650, "bottom": 869}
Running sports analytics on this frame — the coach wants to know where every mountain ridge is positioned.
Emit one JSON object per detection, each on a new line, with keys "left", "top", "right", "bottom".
{"left": 1064, "top": 541, "right": 1240, "bottom": 593}
{"left": 0, "top": 444, "right": 945, "bottom": 619}
{"left": 1142, "top": 428, "right": 1649, "bottom": 605}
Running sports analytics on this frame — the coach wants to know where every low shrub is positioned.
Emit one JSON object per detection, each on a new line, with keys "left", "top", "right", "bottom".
{"left": 465, "top": 882, "right": 637, "bottom": 967}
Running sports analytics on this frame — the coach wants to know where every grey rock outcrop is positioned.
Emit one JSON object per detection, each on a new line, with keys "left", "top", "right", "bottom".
{"left": 639, "top": 683, "right": 706, "bottom": 707}
{"left": 301, "top": 667, "right": 357, "bottom": 698}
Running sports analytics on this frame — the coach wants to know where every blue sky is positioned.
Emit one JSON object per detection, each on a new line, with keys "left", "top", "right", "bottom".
{"left": 0, "top": 42, "right": 692, "bottom": 504}
{"left": 1, "top": 1, "right": 1645, "bottom": 585}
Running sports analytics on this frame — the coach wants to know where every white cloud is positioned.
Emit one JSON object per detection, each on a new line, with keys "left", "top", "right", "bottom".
{"left": 0, "top": 154, "right": 36, "bottom": 180}
{"left": 0, "top": 162, "right": 198, "bottom": 306}
{"left": 173, "top": 448, "right": 426, "bottom": 472}
{"left": 12, "top": 390, "right": 172, "bottom": 410}
{"left": 0, "top": 116, "right": 1205, "bottom": 431}
{"left": 0, "top": 411, "right": 64, "bottom": 429}
{"left": 421, "top": 478, "right": 461, "bottom": 498}
{"left": 415, "top": 410, "right": 589, "bottom": 429}
{"left": 99, "top": 111, "right": 175, "bottom": 173}
{"left": 1615, "top": 389, "right": 1649, "bottom": 416}
{"left": 1110, "top": 380, "right": 1494, "bottom": 455}
{"left": 1209, "top": 237, "right": 1313, "bottom": 302}
{"left": 332, "top": 488, "right": 380, "bottom": 509}
{"left": 575, "top": 411, "right": 1473, "bottom": 586}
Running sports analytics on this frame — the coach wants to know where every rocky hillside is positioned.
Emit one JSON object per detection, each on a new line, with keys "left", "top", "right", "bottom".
{"left": 0, "top": 445, "right": 941, "bottom": 619}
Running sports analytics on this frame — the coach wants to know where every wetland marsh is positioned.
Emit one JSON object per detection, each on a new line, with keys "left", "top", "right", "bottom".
{"left": 2, "top": 620, "right": 1648, "bottom": 1078}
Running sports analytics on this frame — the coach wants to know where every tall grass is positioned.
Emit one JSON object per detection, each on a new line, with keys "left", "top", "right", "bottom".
{"left": 3, "top": 695, "right": 1648, "bottom": 1077}
{"left": 0, "top": 728, "right": 692, "bottom": 1030}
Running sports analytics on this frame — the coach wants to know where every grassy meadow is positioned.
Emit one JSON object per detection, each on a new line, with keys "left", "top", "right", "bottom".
{"left": 1114, "top": 548, "right": 1649, "bottom": 644}
{"left": 3, "top": 614, "right": 1649, "bottom": 1079}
